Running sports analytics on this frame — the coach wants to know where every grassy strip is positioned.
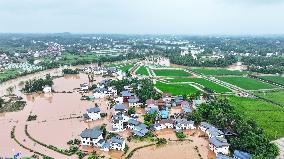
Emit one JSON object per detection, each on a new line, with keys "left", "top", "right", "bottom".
{"left": 136, "top": 66, "right": 149, "bottom": 76}
{"left": 166, "top": 78, "right": 231, "bottom": 93}
{"left": 125, "top": 144, "right": 156, "bottom": 159}
{"left": 192, "top": 68, "right": 245, "bottom": 76}
{"left": 155, "top": 81, "right": 199, "bottom": 95}
{"left": 10, "top": 126, "right": 51, "bottom": 158}
{"left": 153, "top": 69, "right": 192, "bottom": 76}
{"left": 228, "top": 96, "right": 284, "bottom": 140}
{"left": 24, "top": 125, "right": 74, "bottom": 156}
{"left": 217, "top": 76, "right": 276, "bottom": 90}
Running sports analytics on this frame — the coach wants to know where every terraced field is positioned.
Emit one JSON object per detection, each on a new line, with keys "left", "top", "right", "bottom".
{"left": 228, "top": 96, "right": 284, "bottom": 140}
{"left": 153, "top": 69, "right": 192, "bottom": 77}
{"left": 192, "top": 68, "right": 245, "bottom": 76}
{"left": 165, "top": 78, "right": 231, "bottom": 93}
{"left": 155, "top": 81, "right": 199, "bottom": 95}
{"left": 256, "top": 91, "right": 284, "bottom": 106}
{"left": 136, "top": 66, "right": 149, "bottom": 76}
{"left": 217, "top": 77, "right": 276, "bottom": 90}
{"left": 258, "top": 76, "right": 284, "bottom": 85}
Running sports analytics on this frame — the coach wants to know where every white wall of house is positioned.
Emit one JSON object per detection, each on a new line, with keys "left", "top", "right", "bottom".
{"left": 209, "top": 144, "right": 229, "bottom": 155}
{"left": 110, "top": 141, "right": 125, "bottom": 151}
{"left": 81, "top": 135, "right": 104, "bottom": 146}
{"left": 93, "top": 92, "right": 106, "bottom": 98}
{"left": 87, "top": 112, "right": 101, "bottom": 120}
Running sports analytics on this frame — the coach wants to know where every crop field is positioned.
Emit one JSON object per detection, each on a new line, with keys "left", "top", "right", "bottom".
{"left": 165, "top": 78, "right": 231, "bottom": 93}
{"left": 0, "top": 69, "right": 21, "bottom": 82}
{"left": 228, "top": 96, "right": 284, "bottom": 140}
{"left": 258, "top": 76, "right": 284, "bottom": 85}
{"left": 217, "top": 77, "right": 276, "bottom": 90}
{"left": 155, "top": 81, "right": 199, "bottom": 95}
{"left": 59, "top": 53, "right": 97, "bottom": 65}
{"left": 256, "top": 91, "right": 284, "bottom": 106}
{"left": 119, "top": 64, "right": 134, "bottom": 72}
{"left": 192, "top": 68, "right": 245, "bottom": 76}
{"left": 153, "top": 69, "right": 192, "bottom": 77}
{"left": 136, "top": 66, "right": 149, "bottom": 76}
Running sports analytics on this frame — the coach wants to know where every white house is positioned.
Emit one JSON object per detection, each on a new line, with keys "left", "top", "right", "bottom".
{"left": 209, "top": 137, "right": 230, "bottom": 155}
{"left": 159, "top": 119, "right": 174, "bottom": 129}
{"left": 80, "top": 83, "right": 89, "bottom": 91}
{"left": 43, "top": 85, "right": 52, "bottom": 93}
{"left": 199, "top": 122, "right": 224, "bottom": 138}
{"left": 80, "top": 128, "right": 103, "bottom": 146}
{"left": 128, "top": 97, "right": 141, "bottom": 107}
{"left": 109, "top": 136, "right": 126, "bottom": 151}
{"left": 174, "top": 119, "right": 195, "bottom": 131}
{"left": 127, "top": 118, "right": 140, "bottom": 130}
{"left": 85, "top": 107, "right": 101, "bottom": 121}
{"left": 112, "top": 114, "right": 129, "bottom": 132}
{"left": 93, "top": 88, "right": 107, "bottom": 98}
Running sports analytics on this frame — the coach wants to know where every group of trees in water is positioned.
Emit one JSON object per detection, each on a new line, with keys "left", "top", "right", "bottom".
{"left": 22, "top": 74, "right": 53, "bottom": 93}
{"left": 188, "top": 98, "right": 279, "bottom": 158}
{"left": 62, "top": 69, "right": 79, "bottom": 74}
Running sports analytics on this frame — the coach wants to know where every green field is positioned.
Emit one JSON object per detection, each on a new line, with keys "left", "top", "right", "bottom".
{"left": 136, "top": 66, "right": 149, "bottom": 76}
{"left": 119, "top": 64, "right": 134, "bottom": 72}
{"left": 192, "top": 68, "right": 245, "bottom": 76}
{"left": 258, "top": 76, "right": 284, "bottom": 85}
{"left": 155, "top": 81, "right": 198, "bottom": 95}
{"left": 217, "top": 77, "right": 275, "bottom": 90}
{"left": 228, "top": 96, "right": 284, "bottom": 140}
{"left": 0, "top": 69, "right": 21, "bottom": 82}
{"left": 153, "top": 69, "right": 192, "bottom": 77}
{"left": 256, "top": 91, "right": 284, "bottom": 106}
{"left": 165, "top": 78, "right": 231, "bottom": 93}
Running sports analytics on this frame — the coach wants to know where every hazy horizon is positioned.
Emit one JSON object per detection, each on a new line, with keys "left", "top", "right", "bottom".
{"left": 1, "top": 0, "right": 284, "bottom": 35}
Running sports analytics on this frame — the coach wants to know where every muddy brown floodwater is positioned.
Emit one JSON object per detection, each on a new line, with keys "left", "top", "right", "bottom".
{"left": 0, "top": 70, "right": 216, "bottom": 159}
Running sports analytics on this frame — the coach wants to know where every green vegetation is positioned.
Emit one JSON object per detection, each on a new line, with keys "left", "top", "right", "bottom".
{"left": 191, "top": 98, "right": 279, "bottom": 158}
{"left": 259, "top": 76, "right": 284, "bottom": 85}
{"left": 166, "top": 78, "right": 231, "bottom": 93}
{"left": 0, "top": 100, "right": 26, "bottom": 113}
{"left": 175, "top": 132, "right": 187, "bottom": 140}
{"left": 155, "top": 81, "right": 198, "bottom": 95}
{"left": 59, "top": 53, "right": 97, "bottom": 65}
{"left": 136, "top": 66, "right": 149, "bottom": 75}
{"left": 256, "top": 91, "right": 284, "bottom": 105}
{"left": 156, "top": 138, "right": 167, "bottom": 146}
{"left": 153, "top": 69, "right": 192, "bottom": 76}
{"left": 120, "top": 64, "right": 134, "bottom": 72}
{"left": 143, "top": 113, "right": 158, "bottom": 127}
{"left": 62, "top": 68, "right": 79, "bottom": 74}
{"left": 22, "top": 74, "right": 53, "bottom": 93}
{"left": 192, "top": 68, "right": 245, "bottom": 76}
{"left": 228, "top": 96, "right": 284, "bottom": 140}
{"left": 128, "top": 107, "right": 136, "bottom": 115}
{"left": 217, "top": 76, "right": 275, "bottom": 90}
{"left": 0, "top": 69, "right": 22, "bottom": 82}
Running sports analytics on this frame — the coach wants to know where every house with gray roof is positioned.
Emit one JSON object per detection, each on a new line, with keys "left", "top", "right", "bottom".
{"left": 80, "top": 128, "right": 103, "bottom": 146}
{"left": 110, "top": 136, "right": 126, "bottom": 151}
{"left": 112, "top": 114, "right": 129, "bottom": 132}
{"left": 209, "top": 137, "right": 230, "bottom": 155}
{"left": 174, "top": 119, "right": 195, "bottom": 131}
{"left": 216, "top": 154, "right": 234, "bottom": 159}
{"left": 133, "top": 123, "right": 149, "bottom": 137}
{"left": 233, "top": 150, "right": 252, "bottom": 159}
{"left": 84, "top": 106, "right": 101, "bottom": 121}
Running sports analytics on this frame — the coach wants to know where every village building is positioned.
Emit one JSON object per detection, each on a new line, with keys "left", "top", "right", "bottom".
{"left": 209, "top": 137, "right": 230, "bottom": 155}
{"left": 80, "top": 83, "right": 89, "bottom": 92}
{"left": 43, "top": 85, "right": 52, "bottom": 93}
{"left": 109, "top": 136, "right": 126, "bottom": 151}
{"left": 114, "top": 103, "right": 127, "bottom": 115}
{"left": 174, "top": 119, "right": 195, "bottom": 131}
{"left": 133, "top": 123, "right": 149, "bottom": 137}
{"left": 111, "top": 114, "right": 129, "bottom": 132}
{"left": 84, "top": 106, "right": 101, "bottom": 121}
{"left": 80, "top": 128, "right": 103, "bottom": 146}
{"left": 233, "top": 150, "right": 252, "bottom": 159}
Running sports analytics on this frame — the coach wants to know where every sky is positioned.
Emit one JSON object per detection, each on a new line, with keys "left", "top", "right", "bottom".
{"left": 0, "top": 0, "right": 284, "bottom": 35}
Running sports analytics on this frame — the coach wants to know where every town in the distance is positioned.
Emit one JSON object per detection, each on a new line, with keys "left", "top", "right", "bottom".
{"left": 0, "top": 34, "right": 283, "bottom": 159}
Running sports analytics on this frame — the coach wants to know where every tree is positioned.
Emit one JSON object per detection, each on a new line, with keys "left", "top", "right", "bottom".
{"left": 6, "top": 86, "right": 14, "bottom": 95}
{"left": 127, "top": 107, "right": 136, "bottom": 115}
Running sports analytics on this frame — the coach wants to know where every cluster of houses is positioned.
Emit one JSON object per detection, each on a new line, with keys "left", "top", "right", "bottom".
{"left": 1, "top": 62, "right": 43, "bottom": 73}
{"left": 80, "top": 127, "right": 126, "bottom": 152}
{"left": 79, "top": 81, "right": 252, "bottom": 158}
{"left": 82, "top": 66, "right": 126, "bottom": 80}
